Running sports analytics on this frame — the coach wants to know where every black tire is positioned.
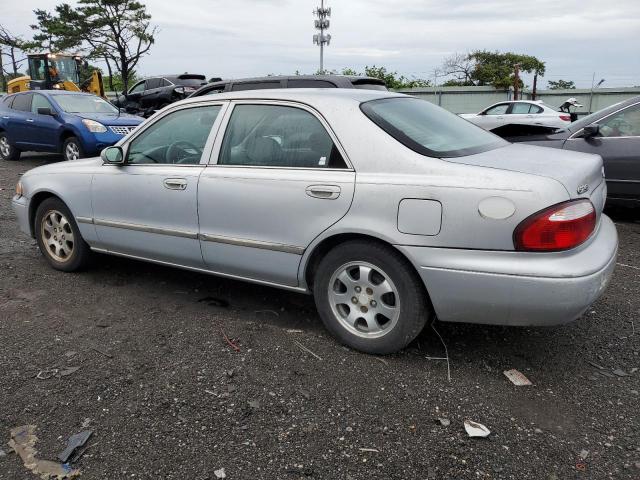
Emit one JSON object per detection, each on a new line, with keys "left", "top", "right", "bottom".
{"left": 62, "top": 136, "right": 84, "bottom": 161}
{"left": 313, "top": 240, "right": 431, "bottom": 354}
{"left": 0, "top": 132, "right": 21, "bottom": 161}
{"left": 35, "top": 197, "right": 91, "bottom": 272}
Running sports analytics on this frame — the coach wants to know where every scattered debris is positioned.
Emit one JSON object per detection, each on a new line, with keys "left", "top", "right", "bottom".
{"left": 358, "top": 448, "right": 379, "bottom": 453}
{"left": 374, "top": 357, "right": 388, "bottom": 366}
{"left": 58, "top": 430, "right": 92, "bottom": 463}
{"left": 91, "top": 347, "right": 113, "bottom": 358}
{"left": 430, "top": 322, "right": 451, "bottom": 382}
{"left": 0, "top": 448, "right": 6, "bottom": 457}
{"left": 464, "top": 420, "right": 491, "bottom": 438}
{"left": 612, "top": 368, "right": 629, "bottom": 377}
{"left": 81, "top": 419, "right": 91, "bottom": 429}
{"left": 9, "top": 425, "right": 81, "bottom": 479}
{"left": 285, "top": 329, "right": 303, "bottom": 333}
{"left": 221, "top": 330, "right": 241, "bottom": 352}
{"left": 248, "top": 400, "right": 260, "bottom": 409}
{"left": 598, "top": 371, "right": 615, "bottom": 378}
{"left": 503, "top": 369, "right": 533, "bottom": 386}
{"left": 198, "top": 296, "right": 230, "bottom": 308}
{"left": 59, "top": 366, "right": 80, "bottom": 377}
{"left": 204, "top": 389, "right": 216, "bottom": 396}
{"left": 631, "top": 367, "right": 638, "bottom": 374}
{"left": 255, "top": 309, "right": 279, "bottom": 318}
{"left": 214, "top": 467, "right": 227, "bottom": 479}
{"left": 534, "top": 428, "right": 543, "bottom": 434}
{"left": 588, "top": 361, "right": 605, "bottom": 370}
{"left": 437, "top": 418, "right": 451, "bottom": 427}
{"left": 293, "top": 340, "right": 322, "bottom": 361}
{"left": 579, "top": 449, "right": 589, "bottom": 460}
{"left": 616, "top": 262, "right": 640, "bottom": 271}
{"left": 299, "top": 389, "right": 311, "bottom": 400}
{"left": 36, "top": 369, "right": 58, "bottom": 380}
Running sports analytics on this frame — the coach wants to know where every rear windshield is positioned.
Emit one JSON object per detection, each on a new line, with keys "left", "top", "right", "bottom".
{"left": 361, "top": 97, "right": 507, "bottom": 158}
{"left": 176, "top": 78, "right": 207, "bottom": 87}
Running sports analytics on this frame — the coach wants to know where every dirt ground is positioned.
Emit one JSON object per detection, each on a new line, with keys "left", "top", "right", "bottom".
{"left": 1, "top": 154, "right": 639, "bottom": 480}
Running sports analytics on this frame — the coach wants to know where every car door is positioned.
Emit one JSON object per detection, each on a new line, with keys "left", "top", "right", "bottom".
{"left": 508, "top": 102, "right": 535, "bottom": 126}
{"left": 28, "top": 93, "right": 60, "bottom": 150}
{"left": 5, "top": 93, "right": 33, "bottom": 148}
{"left": 140, "top": 78, "right": 162, "bottom": 109}
{"left": 125, "top": 80, "right": 146, "bottom": 109}
{"left": 198, "top": 101, "right": 355, "bottom": 287}
{"left": 563, "top": 102, "right": 640, "bottom": 201}
{"left": 91, "top": 103, "right": 227, "bottom": 267}
{"left": 476, "top": 103, "right": 510, "bottom": 131}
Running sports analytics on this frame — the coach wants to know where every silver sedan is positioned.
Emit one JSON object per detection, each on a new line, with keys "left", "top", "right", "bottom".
{"left": 11, "top": 89, "right": 618, "bottom": 354}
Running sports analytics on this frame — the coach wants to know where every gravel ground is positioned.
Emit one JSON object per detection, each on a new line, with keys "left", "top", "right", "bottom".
{"left": 0, "top": 154, "right": 639, "bottom": 480}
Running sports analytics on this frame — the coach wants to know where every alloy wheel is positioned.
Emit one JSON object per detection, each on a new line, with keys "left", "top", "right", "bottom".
{"left": 0, "top": 136, "right": 10, "bottom": 157}
{"left": 41, "top": 210, "right": 75, "bottom": 262}
{"left": 328, "top": 261, "right": 400, "bottom": 338}
{"left": 65, "top": 142, "right": 80, "bottom": 161}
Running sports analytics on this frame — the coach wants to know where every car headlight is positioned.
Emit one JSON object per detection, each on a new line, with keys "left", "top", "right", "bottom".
{"left": 82, "top": 119, "right": 107, "bottom": 133}
{"left": 15, "top": 181, "right": 24, "bottom": 197}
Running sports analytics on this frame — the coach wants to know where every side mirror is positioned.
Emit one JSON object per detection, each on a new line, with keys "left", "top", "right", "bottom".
{"left": 101, "top": 146, "right": 124, "bottom": 165}
{"left": 37, "top": 107, "right": 54, "bottom": 116}
{"left": 583, "top": 124, "right": 600, "bottom": 138}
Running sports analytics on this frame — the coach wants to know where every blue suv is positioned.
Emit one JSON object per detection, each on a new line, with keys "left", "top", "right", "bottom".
{"left": 0, "top": 90, "right": 144, "bottom": 161}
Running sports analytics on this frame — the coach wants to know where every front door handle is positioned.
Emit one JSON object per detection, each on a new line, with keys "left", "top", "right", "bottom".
{"left": 306, "top": 184, "right": 341, "bottom": 200}
{"left": 163, "top": 178, "right": 187, "bottom": 190}
{"left": 25, "top": 119, "right": 34, "bottom": 123}
{"left": 1, "top": 116, "right": 9, "bottom": 119}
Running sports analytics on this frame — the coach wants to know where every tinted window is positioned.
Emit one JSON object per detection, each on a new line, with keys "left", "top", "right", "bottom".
{"left": 484, "top": 104, "right": 509, "bottom": 115}
{"left": 510, "top": 103, "right": 532, "bottom": 114}
{"left": 145, "top": 78, "right": 161, "bottom": 89}
{"left": 352, "top": 82, "right": 387, "bottom": 91}
{"left": 361, "top": 97, "right": 507, "bottom": 158}
{"left": 231, "top": 81, "right": 281, "bottom": 91}
{"left": 128, "top": 106, "right": 221, "bottom": 165}
{"left": 160, "top": 78, "right": 172, "bottom": 87}
{"left": 129, "top": 82, "right": 145, "bottom": 94}
{"left": 31, "top": 94, "right": 54, "bottom": 114}
{"left": 11, "top": 94, "right": 32, "bottom": 112}
{"left": 599, "top": 103, "right": 640, "bottom": 137}
{"left": 219, "top": 104, "right": 347, "bottom": 168}
{"left": 287, "top": 79, "right": 337, "bottom": 88}
{"left": 2, "top": 96, "right": 14, "bottom": 108}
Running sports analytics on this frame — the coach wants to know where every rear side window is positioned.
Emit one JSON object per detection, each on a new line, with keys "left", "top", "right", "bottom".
{"left": 530, "top": 105, "right": 544, "bottom": 114}
{"left": 351, "top": 81, "right": 387, "bottom": 91}
{"left": 287, "top": 79, "right": 337, "bottom": 88}
{"left": 11, "top": 94, "right": 32, "bottom": 112}
{"left": 361, "top": 97, "right": 507, "bottom": 158}
{"left": 145, "top": 78, "right": 161, "bottom": 89}
{"left": 219, "top": 104, "right": 347, "bottom": 169}
{"left": 510, "top": 103, "right": 532, "bottom": 114}
{"left": 231, "top": 81, "right": 281, "bottom": 91}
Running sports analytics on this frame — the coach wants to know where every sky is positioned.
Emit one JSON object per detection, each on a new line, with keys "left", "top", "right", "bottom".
{"left": 3, "top": 0, "right": 640, "bottom": 88}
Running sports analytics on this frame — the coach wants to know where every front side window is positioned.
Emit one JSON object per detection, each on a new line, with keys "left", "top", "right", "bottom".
{"left": 599, "top": 104, "right": 640, "bottom": 137}
{"left": 484, "top": 104, "right": 509, "bottom": 115}
{"left": 218, "top": 104, "right": 347, "bottom": 168}
{"left": 361, "top": 97, "right": 507, "bottom": 158}
{"left": 127, "top": 105, "right": 222, "bottom": 165}
{"left": 52, "top": 94, "right": 118, "bottom": 114}
{"left": 145, "top": 78, "right": 161, "bottom": 90}
{"left": 31, "top": 94, "right": 54, "bottom": 114}
{"left": 129, "top": 82, "right": 145, "bottom": 94}
{"left": 11, "top": 94, "right": 33, "bottom": 112}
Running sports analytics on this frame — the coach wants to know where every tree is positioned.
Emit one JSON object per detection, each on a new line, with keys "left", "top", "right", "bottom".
{"left": 437, "top": 52, "right": 475, "bottom": 86}
{"left": 363, "top": 65, "right": 431, "bottom": 89}
{"left": 468, "top": 50, "right": 545, "bottom": 90}
{"left": 0, "top": 26, "right": 27, "bottom": 90}
{"left": 547, "top": 79, "right": 576, "bottom": 90}
{"left": 30, "top": 0, "right": 157, "bottom": 92}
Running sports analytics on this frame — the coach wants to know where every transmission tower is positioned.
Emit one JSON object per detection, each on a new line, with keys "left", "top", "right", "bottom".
{"left": 313, "top": 1, "right": 331, "bottom": 73}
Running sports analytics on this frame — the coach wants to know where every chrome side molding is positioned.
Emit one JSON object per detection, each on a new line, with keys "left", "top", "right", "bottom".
{"left": 199, "top": 233, "right": 305, "bottom": 255}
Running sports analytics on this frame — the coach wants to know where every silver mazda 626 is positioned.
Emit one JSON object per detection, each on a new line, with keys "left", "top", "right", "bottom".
{"left": 12, "top": 89, "right": 618, "bottom": 354}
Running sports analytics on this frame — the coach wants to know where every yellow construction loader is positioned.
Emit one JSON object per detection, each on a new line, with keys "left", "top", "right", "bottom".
{"left": 7, "top": 52, "right": 106, "bottom": 99}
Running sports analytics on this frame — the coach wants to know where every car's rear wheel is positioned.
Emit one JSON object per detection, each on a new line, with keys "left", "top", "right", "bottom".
{"left": 62, "top": 137, "right": 84, "bottom": 161}
{"left": 313, "top": 240, "right": 431, "bottom": 354}
{"left": 0, "top": 132, "right": 21, "bottom": 161}
{"left": 35, "top": 197, "right": 91, "bottom": 272}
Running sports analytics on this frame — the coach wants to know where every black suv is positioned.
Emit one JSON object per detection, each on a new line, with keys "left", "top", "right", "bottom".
{"left": 189, "top": 75, "right": 387, "bottom": 97}
{"left": 115, "top": 74, "right": 208, "bottom": 116}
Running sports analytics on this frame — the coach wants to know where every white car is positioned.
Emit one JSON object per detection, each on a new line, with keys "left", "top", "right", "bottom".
{"left": 461, "top": 100, "right": 571, "bottom": 132}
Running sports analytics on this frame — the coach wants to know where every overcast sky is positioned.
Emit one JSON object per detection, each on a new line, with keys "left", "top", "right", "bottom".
{"left": 3, "top": 0, "right": 640, "bottom": 88}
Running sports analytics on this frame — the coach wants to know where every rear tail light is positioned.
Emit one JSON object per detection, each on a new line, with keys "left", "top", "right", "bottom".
{"left": 559, "top": 115, "right": 571, "bottom": 121}
{"left": 514, "top": 199, "right": 596, "bottom": 252}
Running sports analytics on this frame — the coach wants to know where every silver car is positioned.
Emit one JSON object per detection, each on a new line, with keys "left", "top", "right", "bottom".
{"left": 11, "top": 89, "right": 618, "bottom": 354}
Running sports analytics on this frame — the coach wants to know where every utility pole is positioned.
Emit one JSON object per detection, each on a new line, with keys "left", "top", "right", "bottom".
{"left": 513, "top": 63, "right": 520, "bottom": 100}
{"left": 313, "top": 1, "right": 331, "bottom": 73}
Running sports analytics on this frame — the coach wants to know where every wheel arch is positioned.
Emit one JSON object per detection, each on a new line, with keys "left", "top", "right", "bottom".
{"left": 301, "top": 232, "right": 429, "bottom": 299}
{"left": 28, "top": 191, "right": 64, "bottom": 237}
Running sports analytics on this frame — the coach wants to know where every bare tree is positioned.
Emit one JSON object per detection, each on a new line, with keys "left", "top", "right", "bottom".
{"left": 437, "top": 52, "right": 475, "bottom": 86}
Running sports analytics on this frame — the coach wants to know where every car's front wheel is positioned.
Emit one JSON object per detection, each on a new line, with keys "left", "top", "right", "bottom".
{"left": 0, "top": 132, "right": 21, "bottom": 161}
{"left": 35, "top": 197, "right": 91, "bottom": 272}
{"left": 62, "top": 137, "right": 84, "bottom": 161}
{"left": 313, "top": 240, "right": 431, "bottom": 354}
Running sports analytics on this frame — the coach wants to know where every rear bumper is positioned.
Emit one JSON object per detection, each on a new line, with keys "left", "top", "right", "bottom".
{"left": 12, "top": 195, "right": 31, "bottom": 236}
{"left": 397, "top": 215, "right": 618, "bottom": 326}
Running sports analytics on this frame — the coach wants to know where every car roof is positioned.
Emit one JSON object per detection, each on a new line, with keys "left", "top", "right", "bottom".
{"left": 208, "top": 74, "right": 385, "bottom": 85}
{"left": 4, "top": 90, "right": 96, "bottom": 97}
{"left": 177, "top": 87, "right": 403, "bottom": 109}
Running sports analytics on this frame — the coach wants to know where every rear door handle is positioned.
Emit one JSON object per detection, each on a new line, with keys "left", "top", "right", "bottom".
{"left": 163, "top": 178, "right": 187, "bottom": 190}
{"left": 25, "top": 119, "right": 34, "bottom": 123}
{"left": 306, "top": 184, "right": 341, "bottom": 200}
{"left": 1, "top": 116, "right": 9, "bottom": 119}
